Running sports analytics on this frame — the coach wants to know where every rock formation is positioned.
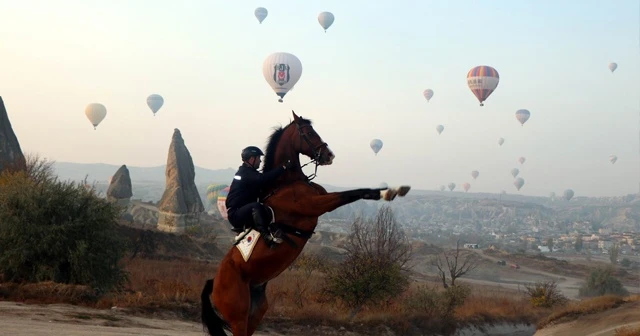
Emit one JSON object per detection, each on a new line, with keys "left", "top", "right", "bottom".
{"left": 107, "top": 164, "right": 133, "bottom": 207}
{"left": 0, "top": 97, "right": 25, "bottom": 174}
{"left": 157, "top": 129, "right": 204, "bottom": 233}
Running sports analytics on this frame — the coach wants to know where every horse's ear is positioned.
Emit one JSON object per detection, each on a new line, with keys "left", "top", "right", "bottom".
{"left": 292, "top": 110, "right": 299, "bottom": 121}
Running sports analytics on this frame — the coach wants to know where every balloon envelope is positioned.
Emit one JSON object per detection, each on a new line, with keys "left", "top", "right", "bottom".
{"left": 436, "top": 125, "right": 444, "bottom": 134}
{"left": 217, "top": 186, "right": 231, "bottom": 219}
{"left": 318, "top": 11, "right": 334, "bottom": 31}
{"left": 85, "top": 103, "right": 107, "bottom": 130}
{"left": 448, "top": 182, "right": 456, "bottom": 191}
{"left": 511, "top": 168, "right": 519, "bottom": 178}
{"left": 146, "top": 94, "right": 164, "bottom": 115}
{"left": 471, "top": 170, "right": 479, "bottom": 179}
{"left": 262, "top": 52, "right": 303, "bottom": 102}
{"left": 498, "top": 137, "right": 504, "bottom": 146}
{"left": 563, "top": 189, "right": 574, "bottom": 201}
{"left": 370, "top": 139, "right": 383, "bottom": 155}
{"left": 515, "top": 109, "right": 531, "bottom": 126}
{"left": 463, "top": 182, "right": 471, "bottom": 192}
{"left": 518, "top": 157, "right": 526, "bottom": 164}
{"left": 514, "top": 177, "right": 525, "bottom": 191}
{"left": 423, "top": 89, "right": 434, "bottom": 102}
{"left": 608, "top": 62, "right": 617, "bottom": 73}
{"left": 255, "top": 7, "right": 268, "bottom": 23}
{"left": 467, "top": 65, "right": 499, "bottom": 106}
{"left": 609, "top": 155, "right": 618, "bottom": 164}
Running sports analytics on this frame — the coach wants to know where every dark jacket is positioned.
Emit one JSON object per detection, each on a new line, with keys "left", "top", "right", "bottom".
{"left": 225, "top": 164, "right": 286, "bottom": 211}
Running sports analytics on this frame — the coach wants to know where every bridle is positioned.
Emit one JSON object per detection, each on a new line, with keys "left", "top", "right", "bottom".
{"left": 261, "top": 119, "right": 329, "bottom": 203}
{"left": 294, "top": 120, "right": 328, "bottom": 182}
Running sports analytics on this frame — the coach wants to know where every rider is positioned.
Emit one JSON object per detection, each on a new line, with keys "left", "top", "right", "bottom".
{"left": 225, "top": 146, "right": 292, "bottom": 243}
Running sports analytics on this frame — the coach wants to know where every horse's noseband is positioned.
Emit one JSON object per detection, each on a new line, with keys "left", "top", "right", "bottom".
{"left": 295, "top": 122, "right": 328, "bottom": 163}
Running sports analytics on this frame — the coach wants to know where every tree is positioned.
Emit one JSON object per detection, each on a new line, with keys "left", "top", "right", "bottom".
{"left": 324, "top": 206, "right": 412, "bottom": 318}
{"left": 0, "top": 154, "right": 128, "bottom": 292}
{"left": 574, "top": 236, "right": 583, "bottom": 252}
{"left": 546, "top": 238, "right": 554, "bottom": 250}
{"left": 432, "top": 239, "right": 480, "bottom": 289}
{"left": 609, "top": 244, "right": 619, "bottom": 264}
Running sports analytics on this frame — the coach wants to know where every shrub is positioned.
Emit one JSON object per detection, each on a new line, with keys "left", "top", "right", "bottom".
{"left": 324, "top": 206, "right": 412, "bottom": 318}
{"left": 579, "top": 266, "right": 629, "bottom": 298}
{"left": 523, "top": 280, "right": 568, "bottom": 308}
{"left": 0, "top": 155, "right": 128, "bottom": 292}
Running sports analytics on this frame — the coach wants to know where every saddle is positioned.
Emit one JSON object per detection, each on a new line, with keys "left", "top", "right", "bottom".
{"left": 232, "top": 206, "right": 277, "bottom": 245}
{"left": 231, "top": 205, "right": 315, "bottom": 249}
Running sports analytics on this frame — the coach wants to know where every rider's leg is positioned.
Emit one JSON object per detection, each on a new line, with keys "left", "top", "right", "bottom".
{"left": 251, "top": 204, "right": 282, "bottom": 244}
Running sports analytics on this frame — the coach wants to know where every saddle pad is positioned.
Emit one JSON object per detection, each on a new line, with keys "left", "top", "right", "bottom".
{"left": 236, "top": 229, "right": 261, "bottom": 262}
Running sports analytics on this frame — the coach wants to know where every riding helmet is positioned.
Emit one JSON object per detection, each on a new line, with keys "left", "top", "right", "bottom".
{"left": 241, "top": 146, "right": 264, "bottom": 161}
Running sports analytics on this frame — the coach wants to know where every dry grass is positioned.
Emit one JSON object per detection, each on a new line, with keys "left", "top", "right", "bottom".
{"left": 0, "top": 257, "right": 542, "bottom": 334}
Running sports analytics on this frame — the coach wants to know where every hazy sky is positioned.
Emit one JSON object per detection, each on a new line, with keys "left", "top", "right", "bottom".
{"left": 1, "top": 0, "right": 639, "bottom": 197}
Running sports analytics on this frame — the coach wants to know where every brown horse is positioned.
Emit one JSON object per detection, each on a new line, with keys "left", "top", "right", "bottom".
{"left": 201, "top": 110, "right": 410, "bottom": 336}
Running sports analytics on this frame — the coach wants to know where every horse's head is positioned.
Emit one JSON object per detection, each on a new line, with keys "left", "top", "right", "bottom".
{"left": 289, "top": 110, "right": 335, "bottom": 166}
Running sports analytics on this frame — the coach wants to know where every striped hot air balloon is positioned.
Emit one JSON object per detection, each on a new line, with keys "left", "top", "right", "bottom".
{"left": 217, "top": 186, "right": 231, "bottom": 219}
{"left": 467, "top": 66, "right": 500, "bottom": 106}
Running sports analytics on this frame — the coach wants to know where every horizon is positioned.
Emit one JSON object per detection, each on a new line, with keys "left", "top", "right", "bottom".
{"left": 1, "top": 1, "right": 639, "bottom": 198}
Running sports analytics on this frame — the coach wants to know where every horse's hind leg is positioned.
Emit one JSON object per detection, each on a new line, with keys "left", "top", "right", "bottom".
{"left": 213, "top": 260, "right": 251, "bottom": 335}
{"left": 247, "top": 283, "right": 269, "bottom": 336}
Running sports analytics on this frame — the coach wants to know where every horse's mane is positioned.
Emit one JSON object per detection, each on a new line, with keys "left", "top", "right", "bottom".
{"left": 262, "top": 116, "right": 312, "bottom": 173}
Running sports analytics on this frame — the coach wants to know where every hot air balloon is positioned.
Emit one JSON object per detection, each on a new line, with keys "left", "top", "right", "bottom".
{"left": 513, "top": 177, "right": 525, "bottom": 191}
{"left": 467, "top": 65, "right": 499, "bottom": 106}
{"left": 262, "top": 52, "right": 303, "bottom": 102}
{"left": 255, "top": 7, "right": 268, "bottom": 24}
{"left": 217, "top": 186, "right": 231, "bottom": 219}
{"left": 85, "top": 103, "right": 107, "bottom": 130}
{"left": 608, "top": 62, "right": 617, "bottom": 73}
{"left": 439, "top": 185, "right": 446, "bottom": 191}
{"left": 146, "top": 94, "right": 164, "bottom": 116}
{"left": 318, "top": 11, "right": 334, "bottom": 32}
{"left": 518, "top": 157, "right": 526, "bottom": 164}
{"left": 498, "top": 137, "right": 504, "bottom": 146}
{"left": 423, "top": 89, "right": 434, "bottom": 102}
{"left": 471, "top": 170, "right": 479, "bottom": 179}
{"left": 609, "top": 155, "right": 618, "bottom": 164}
{"left": 448, "top": 183, "right": 456, "bottom": 191}
{"left": 515, "top": 109, "right": 530, "bottom": 126}
{"left": 511, "top": 168, "right": 520, "bottom": 178}
{"left": 436, "top": 125, "right": 444, "bottom": 135}
{"left": 563, "top": 189, "right": 574, "bottom": 201}
{"left": 206, "top": 184, "right": 229, "bottom": 208}
{"left": 370, "top": 139, "right": 383, "bottom": 155}
{"left": 463, "top": 182, "right": 471, "bottom": 192}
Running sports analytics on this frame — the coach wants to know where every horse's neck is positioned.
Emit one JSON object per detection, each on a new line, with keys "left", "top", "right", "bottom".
{"left": 266, "top": 146, "right": 307, "bottom": 190}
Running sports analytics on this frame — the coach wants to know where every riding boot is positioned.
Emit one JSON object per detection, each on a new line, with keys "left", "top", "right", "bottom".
{"left": 252, "top": 208, "right": 282, "bottom": 244}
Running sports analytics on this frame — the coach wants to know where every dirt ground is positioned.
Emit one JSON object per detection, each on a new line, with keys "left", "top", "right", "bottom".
{"left": 533, "top": 301, "right": 640, "bottom": 336}
{"left": 0, "top": 301, "right": 283, "bottom": 336}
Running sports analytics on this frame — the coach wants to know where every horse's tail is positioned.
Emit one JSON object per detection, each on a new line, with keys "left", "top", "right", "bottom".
{"left": 201, "top": 278, "right": 231, "bottom": 336}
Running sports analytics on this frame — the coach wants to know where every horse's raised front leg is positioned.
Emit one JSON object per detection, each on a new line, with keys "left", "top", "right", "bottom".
{"left": 283, "top": 188, "right": 381, "bottom": 217}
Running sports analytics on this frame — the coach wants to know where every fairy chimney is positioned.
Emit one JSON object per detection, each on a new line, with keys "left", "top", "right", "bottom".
{"left": 157, "top": 129, "right": 204, "bottom": 233}
{"left": 0, "top": 97, "right": 26, "bottom": 174}
{"left": 107, "top": 164, "right": 133, "bottom": 207}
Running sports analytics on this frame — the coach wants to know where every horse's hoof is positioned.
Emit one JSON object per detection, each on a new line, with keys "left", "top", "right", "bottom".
{"left": 397, "top": 185, "right": 411, "bottom": 197}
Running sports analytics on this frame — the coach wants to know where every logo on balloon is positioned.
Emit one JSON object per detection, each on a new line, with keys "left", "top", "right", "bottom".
{"left": 273, "top": 64, "right": 290, "bottom": 86}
